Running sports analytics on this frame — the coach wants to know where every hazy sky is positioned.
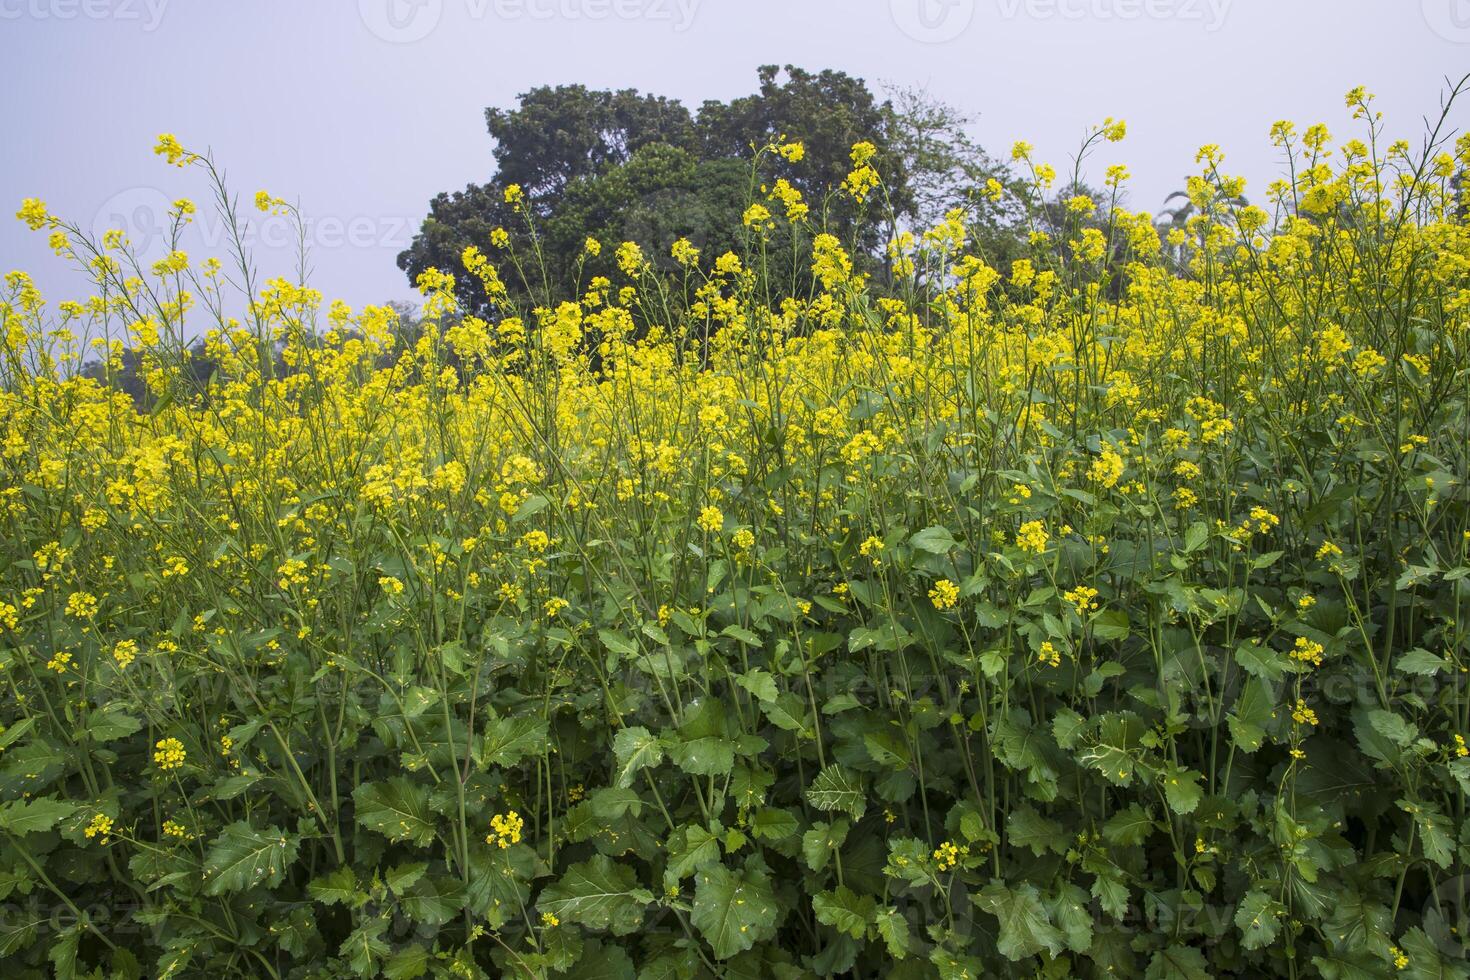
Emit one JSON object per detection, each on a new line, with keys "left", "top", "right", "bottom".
{"left": 2, "top": 0, "right": 1467, "bottom": 309}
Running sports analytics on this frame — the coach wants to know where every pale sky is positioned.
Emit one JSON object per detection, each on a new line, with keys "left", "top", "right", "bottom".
{"left": 2, "top": 0, "right": 1467, "bottom": 309}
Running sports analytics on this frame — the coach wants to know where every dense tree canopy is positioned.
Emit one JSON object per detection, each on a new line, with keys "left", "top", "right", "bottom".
{"left": 397, "top": 66, "right": 1002, "bottom": 315}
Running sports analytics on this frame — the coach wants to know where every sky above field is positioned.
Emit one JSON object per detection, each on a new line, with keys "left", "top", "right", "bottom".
{"left": 2, "top": 0, "right": 1467, "bottom": 309}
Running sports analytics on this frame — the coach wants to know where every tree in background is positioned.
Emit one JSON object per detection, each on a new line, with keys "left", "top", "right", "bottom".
{"left": 397, "top": 65, "right": 1015, "bottom": 315}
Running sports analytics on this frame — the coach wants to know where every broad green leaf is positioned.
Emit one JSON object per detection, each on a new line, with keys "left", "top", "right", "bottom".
{"left": 1395, "top": 648, "right": 1448, "bottom": 676}
{"left": 1006, "top": 805, "right": 1066, "bottom": 856}
{"left": 665, "top": 824, "right": 721, "bottom": 882}
{"left": 341, "top": 918, "right": 390, "bottom": 976}
{"left": 537, "top": 855, "right": 652, "bottom": 935}
{"left": 385, "top": 861, "right": 428, "bottom": 893}
{"left": 1102, "top": 804, "right": 1154, "bottom": 846}
{"left": 612, "top": 726, "right": 663, "bottom": 788}
{"left": 383, "top": 945, "right": 430, "bottom": 980}
{"left": 0, "top": 797, "right": 76, "bottom": 834}
{"left": 1160, "top": 764, "right": 1203, "bottom": 815}
{"left": 667, "top": 736, "right": 736, "bottom": 776}
{"left": 400, "top": 876, "right": 466, "bottom": 926}
{"left": 806, "top": 765, "right": 866, "bottom": 819}
{"left": 479, "top": 711, "right": 549, "bottom": 768}
{"left": 910, "top": 525, "right": 958, "bottom": 554}
{"left": 812, "top": 886, "right": 875, "bottom": 939}
{"left": 735, "top": 668, "right": 778, "bottom": 703}
{"left": 758, "top": 693, "right": 812, "bottom": 736}
{"left": 974, "top": 882, "right": 1065, "bottom": 961}
{"left": 1369, "top": 711, "right": 1418, "bottom": 748}
{"left": 748, "top": 808, "right": 799, "bottom": 842}
{"left": 309, "top": 866, "right": 364, "bottom": 907}
{"left": 874, "top": 908, "right": 911, "bottom": 958}
{"left": 1145, "top": 944, "right": 1212, "bottom": 980}
{"left": 353, "top": 777, "right": 436, "bottom": 846}
{"left": 1049, "top": 882, "right": 1094, "bottom": 953}
{"left": 202, "top": 822, "right": 299, "bottom": 895}
{"left": 690, "top": 863, "right": 778, "bottom": 959}
{"left": 801, "top": 819, "right": 849, "bottom": 873}
{"left": 1235, "top": 890, "right": 1283, "bottom": 950}
{"left": 87, "top": 708, "right": 142, "bottom": 743}
{"left": 1401, "top": 799, "right": 1455, "bottom": 868}
{"left": 1234, "top": 641, "right": 1287, "bottom": 681}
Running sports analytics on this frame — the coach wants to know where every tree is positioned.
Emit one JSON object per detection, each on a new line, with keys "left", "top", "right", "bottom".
{"left": 483, "top": 84, "right": 697, "bottom": 202}
{"left": 398, "top": 66, "right": 921, "bottom": 315}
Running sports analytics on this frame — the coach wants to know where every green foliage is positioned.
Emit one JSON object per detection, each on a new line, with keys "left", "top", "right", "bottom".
{"left": 4, "top": 81, "right": 1470, "bottom": 979}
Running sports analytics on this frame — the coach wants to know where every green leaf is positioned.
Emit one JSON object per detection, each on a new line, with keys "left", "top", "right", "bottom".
{"left": 0, "top": 797, "right": 76, "bottom": 834}
{"left": 1102, "top": 804, "right": 1154, "bottom": 846}
{"left": 1369, "top": 710, "right": 1418, "bottom": 748}
{"left": 1091, "top": 610, "right": 1131, "bottom": 641}
{"left": 341, "top": 918, "right": 390, "bottom": 976}
{"left": 599, "top": 629, "right": 638, "bottom": 659}
{"left": 308, "top": 866, "right": 364, "bottom": 907}
{"left": 1401, "top": 799, "right": 1455, "bottom": 869}
{"left": 511, "top": 494, "right": 548, "bottom": 523}
{"left": 353, "top": 777, "right": 436, "bottom": 846}
{"left": 665, "top": 824, "right": 721, "bottom": 882}
{"left": 1145, "top": 944, "right": 1212, "bottom": 980}
{"left": 202, "top": 822, "right": 299, "bottom": 895}
{"left": 1160, "top": 764, "right": 1203, "bottom": 815}
{"left": 721, "top": 625, "right": 762, "bottom": 647}
{"left": 209, "top": 773, "right": 263, "bottom": 801}
{"left": 800, "top": 819, "right": 850, "bottom": 876}
{"left": 87, "top": 708, "right": 142, "bottom": 743}
{"left": 385, "top": 861, "right": 429, "bottom": 893}
{"left": 974, "top": 882, "right": 1065, "bottom": 961}
{"left": 667, "top": 736, "right": 736, "bottom": 776}
{"left": 1007, "top": 805, "right": 1067, "bottom": 856}
{"left": 735, "top": 669, "right": 778, "bottom": 703}
{"left": 874, "top": 908, "right": 911, "bottom": 958}
{"left": 479, "top": 711, "right": 549, "bottom": 768}
{"left": 748, "top": 808, "right": 799, "bottom": 842}
{"left": 612, "top": 726, "right": 663, "bottom": 788}
{"left": 1049, "top": 883, "right": 1094, "bottom": 953}
{"left": 537, "top": 855, "right": 653, "bottom": 935}
{"left": 690, "top": 863, "right": 779, "bottom": 959}
{"left": 910, "top": 525, "right": 958, "bottom": 554}
{"left": 806, "top": 765, "right": 866, "bottom": 819}
{"left": 1183, "top": 521, "right": 1209, "bottom": 553}
{"left": 383, "top": 945, "right": 430, "bottom": 980}
{"left": 1227, "top": 677, "right": 1273, "bottom": 753}
{"left": 812, "top": 886, "right": 875, "bottom": 939}
{"left": 400, "top": 876, "right": 466, "bottom": 926}
{"left": 1395, "top": 648, "right": 1448, "bottom": 676}
{"left": 1234, "top": 640, "right": 1287, "bottom": 681}
{"left": 758, "top": 692, "right": 812, "bottom": 736}
{"left": 1235, "top": 890, "right": 1283, "bottom": 950}
{"left": 49, "top": 925, "right": 80, "bottom": 980}
{"left": 667, "top": 700, "right": 738, "bottom": 776}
